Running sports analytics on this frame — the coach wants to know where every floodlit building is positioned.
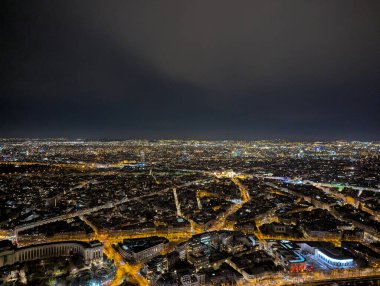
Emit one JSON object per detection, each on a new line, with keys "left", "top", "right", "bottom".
{"left": 0, "top": 240, "right": 15, "bottom": 267}
{"left": 118, "top": 236, "right": 169, "bottom": 263}
{"left": 0, "top": 240, "right": 103, "bottom": 267}
{"left": 314, "top": 248, "right": 354, "bottom": 268}
{"left": 271, "top": 241, "right": 307, "bottom": 272}
{"left": 298, "top": 242, "right": 354, "bottom": 269}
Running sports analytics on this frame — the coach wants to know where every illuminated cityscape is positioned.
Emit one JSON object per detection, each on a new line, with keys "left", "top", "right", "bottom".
{"left": 1, "top": 0, "right": 380, "bottom": 285}
{"left": 0, "top": 139, "right": 380, "bottom": 285}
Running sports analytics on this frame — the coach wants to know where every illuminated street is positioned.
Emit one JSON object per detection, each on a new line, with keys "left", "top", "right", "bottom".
{"left": 1, "top": 0, "right": 379, "bottom": 283}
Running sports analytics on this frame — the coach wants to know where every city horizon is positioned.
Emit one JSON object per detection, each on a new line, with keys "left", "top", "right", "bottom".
{"left": 1, "top": 137, "right": 380, "bottom": 285}
{"left": 1, "top": 0, "right": 379, "bottom": 285}
{"left": 2, "top": 137, "right": 380, "bottom": 143}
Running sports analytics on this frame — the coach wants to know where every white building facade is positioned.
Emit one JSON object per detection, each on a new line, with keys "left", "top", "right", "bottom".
{"left": 0, "top": 240, "right": 102, "bottom": 267}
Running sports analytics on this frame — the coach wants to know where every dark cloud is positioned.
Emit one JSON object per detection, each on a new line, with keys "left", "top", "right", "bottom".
{"left": 1, "top": 1, "right": 379, "bottom": 140}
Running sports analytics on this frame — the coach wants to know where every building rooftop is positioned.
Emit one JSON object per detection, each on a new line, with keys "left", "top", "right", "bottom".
{"left": 318, "top": 246, "right": 353, "bottom": 261}
{"left": 17, "top": 240, "right": 102, "bottom": 250}
{"left": 121, "top": 236, "right": 168, "bottom": 254}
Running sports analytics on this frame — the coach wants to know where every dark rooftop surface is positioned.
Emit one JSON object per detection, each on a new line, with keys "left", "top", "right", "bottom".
{"left": 121, "top": 236, "right": 169, "bottom": 254}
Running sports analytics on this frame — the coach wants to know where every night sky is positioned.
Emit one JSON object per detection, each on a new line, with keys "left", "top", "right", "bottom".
{"left": 1, "top": 1, "right": 379, "bottom": 140}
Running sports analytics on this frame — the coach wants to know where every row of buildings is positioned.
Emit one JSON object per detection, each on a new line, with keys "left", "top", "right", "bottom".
{"left": 0, "top": 239, "right": 103, "bottom": 268}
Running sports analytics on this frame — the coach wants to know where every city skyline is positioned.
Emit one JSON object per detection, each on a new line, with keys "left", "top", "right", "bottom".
{"left": 1, "top": 1, "right": 380, "bottom": 285}
{"left": 1, "top": 139, "right": 380, "bottom": 285}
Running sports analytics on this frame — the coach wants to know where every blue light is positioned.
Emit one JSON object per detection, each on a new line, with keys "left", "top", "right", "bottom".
{"left": 315, "top": 249, "right": 353, "bottom": 268}
{"left": 289, "top": 252, "right": 306, "bottom": 263}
